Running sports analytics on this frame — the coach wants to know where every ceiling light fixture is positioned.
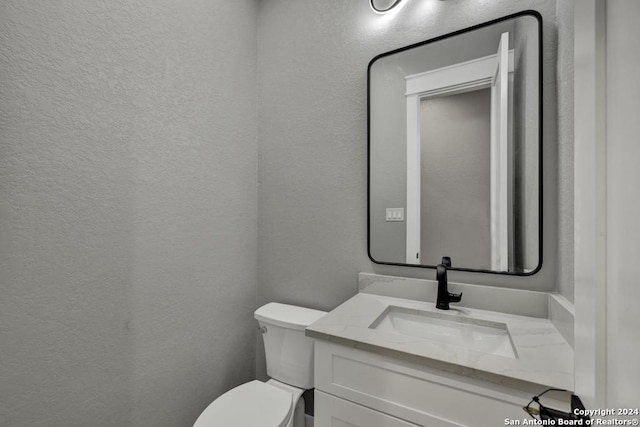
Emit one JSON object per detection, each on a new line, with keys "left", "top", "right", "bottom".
{"left": 369, "top": 0, "right": 403, "bottom": 14}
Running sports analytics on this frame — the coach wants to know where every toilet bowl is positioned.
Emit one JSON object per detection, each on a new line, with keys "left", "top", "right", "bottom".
{"left": 193, "top": 380, "right": 301, "bottom": 427}
{"left": 193, "top": 303, "right": 326, "bottom": 427}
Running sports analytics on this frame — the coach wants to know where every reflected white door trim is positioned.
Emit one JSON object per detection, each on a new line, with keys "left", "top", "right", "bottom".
{"left": 405, "top": 37, "right": 513, "bottom": 265}
{"left": 406, "top": 93, "right": 421, "bottom": 264}
{"left": 490, "top": 32, "right": 511, "bottom": 271}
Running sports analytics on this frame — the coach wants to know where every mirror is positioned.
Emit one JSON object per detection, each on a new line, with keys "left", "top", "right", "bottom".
{"left": 368, "top": 11, "right": 542, "bottom": 275}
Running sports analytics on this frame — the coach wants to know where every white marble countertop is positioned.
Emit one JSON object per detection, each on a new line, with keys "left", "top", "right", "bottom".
{"left": 306, "top": 292, "right": 574, "bottom": 391}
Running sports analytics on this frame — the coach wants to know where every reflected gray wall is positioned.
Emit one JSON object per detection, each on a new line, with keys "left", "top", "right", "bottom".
{"left": 419, "top": 90, "right": 491, "bottom": 268}
{"left": 513, "top": 16, "right": 541, "bottom": 272}
{"left": 368, "top": 20, "right": 516, "bottom": 264}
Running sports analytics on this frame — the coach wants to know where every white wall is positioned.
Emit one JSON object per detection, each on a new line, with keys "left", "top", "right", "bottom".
{"left": 604, "top": 0, "right": 640, "bottom": 408}
{"left": 573, "top": 0, "right": 607, "bottom": 407}
{"left": 0, "top": 1, "right": 258, "bottom": 426}
{"left": 574, "top": 0, "right": 640, "bottom": 409}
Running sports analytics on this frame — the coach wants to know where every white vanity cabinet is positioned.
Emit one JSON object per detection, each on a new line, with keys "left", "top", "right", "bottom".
{"left": 308, "top": 288, "right": 574, "bottom": 427}
{"left": 316, "top": 391, "right": 421, "bottom": 427}
{"left": 313, "top": 340, "right": 538, "bottom": 427}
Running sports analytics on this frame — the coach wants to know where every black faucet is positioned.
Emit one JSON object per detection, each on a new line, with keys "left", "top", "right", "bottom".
{"left": 435, "top": 256, "right": 462, "bottom": 310}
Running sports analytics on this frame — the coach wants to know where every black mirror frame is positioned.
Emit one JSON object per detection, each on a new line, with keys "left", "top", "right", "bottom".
{"left": 367, "top": 10, "right": 544, "bottom": 276}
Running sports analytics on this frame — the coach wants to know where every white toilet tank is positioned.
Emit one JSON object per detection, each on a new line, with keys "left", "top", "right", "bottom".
{"left": 254, "top": 303, "right": 326, "bottom": 389}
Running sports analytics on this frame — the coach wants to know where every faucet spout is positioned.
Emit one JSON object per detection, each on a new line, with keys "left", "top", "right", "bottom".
{"left": 435, "top": 257, "right": 462, "bottom": 310}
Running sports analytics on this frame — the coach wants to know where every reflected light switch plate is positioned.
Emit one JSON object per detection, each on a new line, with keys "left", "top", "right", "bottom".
{"left": 385, "top": 208, "right": 404, "bottom": 222}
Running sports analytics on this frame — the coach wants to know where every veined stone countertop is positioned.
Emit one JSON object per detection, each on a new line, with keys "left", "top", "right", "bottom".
{"left": 306, "top": 292, "right": 574, "bottom": 391}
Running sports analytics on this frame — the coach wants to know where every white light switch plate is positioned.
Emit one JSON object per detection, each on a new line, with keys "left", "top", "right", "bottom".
{"left": 385, "top": 208, "right": 404, "bottom": 222}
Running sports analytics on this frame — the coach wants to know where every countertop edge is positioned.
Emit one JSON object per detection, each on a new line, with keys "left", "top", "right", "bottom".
{"left": 306, "top": 327, "right": 573, "bottom": 392}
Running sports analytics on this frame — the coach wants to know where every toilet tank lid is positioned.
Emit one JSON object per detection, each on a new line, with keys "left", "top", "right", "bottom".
{"left": 254, "top": 303, "right": 326, "bottom": 331}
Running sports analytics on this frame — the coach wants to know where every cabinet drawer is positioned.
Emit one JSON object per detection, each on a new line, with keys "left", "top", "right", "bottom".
{"left": 314, "top": 341, "right": 532, "bottom": 427}
{"left": 315, "top": 390, "right": 421, "bottom": 427}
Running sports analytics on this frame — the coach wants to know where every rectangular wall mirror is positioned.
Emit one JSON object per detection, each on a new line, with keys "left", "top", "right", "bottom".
{"left": 368, "top": 11, "right": 542, "bottom": 275}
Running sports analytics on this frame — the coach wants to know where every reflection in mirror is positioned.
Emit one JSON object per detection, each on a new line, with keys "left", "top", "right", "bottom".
{"left": 368, "top": 12, "right": 542, "bottom": 275}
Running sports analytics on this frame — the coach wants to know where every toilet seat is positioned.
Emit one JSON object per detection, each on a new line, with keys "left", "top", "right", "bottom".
{"left": 193, "top": 380, "right": 292, "bottom": 427}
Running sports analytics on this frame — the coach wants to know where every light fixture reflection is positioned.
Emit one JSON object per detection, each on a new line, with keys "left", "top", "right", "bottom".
{"left": 369, "top": 0, "right": 403, "bottom": 14}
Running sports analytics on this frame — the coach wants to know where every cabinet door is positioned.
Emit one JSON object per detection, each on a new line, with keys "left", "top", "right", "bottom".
{"left": 315, "top": 391, "right": 423, "bottom": 427}
{"left": 315, "top": 341, "right": 535, "bottom": 426}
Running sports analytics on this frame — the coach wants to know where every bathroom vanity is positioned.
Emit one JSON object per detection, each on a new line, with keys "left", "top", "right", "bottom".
{"left": 318, "top": 9, "right": 575, "bottom": 425}
{"left": 306, "top": 274, "right": 574, "bottom": 427}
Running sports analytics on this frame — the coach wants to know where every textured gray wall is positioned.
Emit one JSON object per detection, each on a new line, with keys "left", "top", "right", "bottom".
{"left": 0, "top": 0, "right": 576, "bottom": 422}
{"left": 556, "top": 0, "right": 575, "bottom": 303}
{"left": 0, "top": 1, "right": 258, "bottom": 426}
{"left": 605, "top": 0, "right": 640, "bottom": 406}
{"left": 258, "top": 0, "right": 563, "bottom": 310}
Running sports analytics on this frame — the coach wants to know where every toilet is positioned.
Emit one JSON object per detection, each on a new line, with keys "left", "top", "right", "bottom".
{"left": 194, "top": 302, "right": 327, "bottom": 427}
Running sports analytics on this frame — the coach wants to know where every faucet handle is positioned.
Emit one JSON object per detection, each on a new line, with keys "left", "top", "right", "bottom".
{"left": 448, "top": 291, "right": 462, "bottom": 303}
{"left": 441, "top": 256, "right": 452, "bottom": 268}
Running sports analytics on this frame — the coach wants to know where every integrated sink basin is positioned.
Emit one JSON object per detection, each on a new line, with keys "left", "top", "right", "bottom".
{"left": 369, "top": 306, "right": 517, "bottom": 358}
{"left": 306, "top": 290, "right": 575, "bottom": 390}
